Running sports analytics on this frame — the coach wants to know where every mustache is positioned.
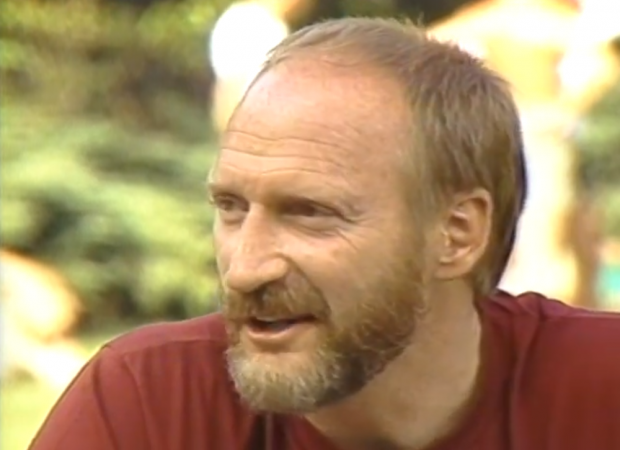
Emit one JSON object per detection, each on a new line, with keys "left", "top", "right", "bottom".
{"left": 220, "top": 273, "right": 330, "bottom": 322}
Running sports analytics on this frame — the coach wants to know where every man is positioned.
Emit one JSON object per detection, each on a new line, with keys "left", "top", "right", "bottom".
{"left": 29, "top": 18, "right": 620, "bottom": 450}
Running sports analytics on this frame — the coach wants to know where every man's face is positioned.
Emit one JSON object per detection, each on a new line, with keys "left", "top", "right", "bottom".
{"left": 210, "top": 60, "right": 432, "bottom": 414}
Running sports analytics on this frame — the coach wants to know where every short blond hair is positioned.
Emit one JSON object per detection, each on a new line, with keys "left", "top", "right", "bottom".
{"left": 252, "top": 17, "right": 527, "bottom": 295}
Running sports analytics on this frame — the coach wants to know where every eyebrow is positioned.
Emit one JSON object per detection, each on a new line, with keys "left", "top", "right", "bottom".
{"left": 206, "top": 180, "right": 364, "bottom": 219}
{"left": 205, "top": 181, "right": 234, "bottom": 196}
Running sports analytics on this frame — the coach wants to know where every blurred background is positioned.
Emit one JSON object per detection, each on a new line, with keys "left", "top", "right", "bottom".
{"left": 1, "top": 0, "right": 619, "bottom": 448}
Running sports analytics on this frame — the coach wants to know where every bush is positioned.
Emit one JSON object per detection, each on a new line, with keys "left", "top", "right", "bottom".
{"left": 575, "top": 78, "right": 620, "bottom": 237}
{"left": 0, "top": 0, "right": 225, "bottom": 324}
{"left": 1, "top": 102, "right": 219, "bottom": 323}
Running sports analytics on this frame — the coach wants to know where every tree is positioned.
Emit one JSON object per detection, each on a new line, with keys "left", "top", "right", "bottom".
{"left": 1, "top": 0, "right": 223, "bottom": 323}
{"left": 575, "top": 74, "right": 620, "bottom": 238}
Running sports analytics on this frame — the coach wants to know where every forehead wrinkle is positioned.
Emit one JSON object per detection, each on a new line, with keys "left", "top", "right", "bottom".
{"left": 218, "top": 139, "right": 361, "bottom": 175}
{"left": 212, "top": 151, "right": 359, "bottom": 193}
{"left": 216, "top": 159, "right": 346, "bottom": 179}
{"left": 224, "top": 129, "right": 359, "bottom": 156}
{"left": 222, "top": 129, "right": 370, "bottom": 171}
{"left": 211, "top": 164, "right": 358, "bottom": 204}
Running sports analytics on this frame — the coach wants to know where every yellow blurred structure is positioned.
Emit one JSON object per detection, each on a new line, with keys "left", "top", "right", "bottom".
{"left": 430, "top": 0, "right": 619, "bottom": 307}
{"left": 1, "top": 249, "right": 89, "bottom": 391}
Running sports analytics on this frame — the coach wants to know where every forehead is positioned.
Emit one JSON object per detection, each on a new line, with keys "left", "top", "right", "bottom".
{"left": 213, "top": 59, "right": 411, "bottom": 190}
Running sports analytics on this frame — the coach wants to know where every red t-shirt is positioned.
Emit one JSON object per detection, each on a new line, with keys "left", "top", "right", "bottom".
{"left": 28, "top": 292, "right": 620, "bottom": 450}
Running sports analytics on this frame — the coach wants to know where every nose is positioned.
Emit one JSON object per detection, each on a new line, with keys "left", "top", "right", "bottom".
{"left": 221, "top": 214, "right": 288, "bottom": 294}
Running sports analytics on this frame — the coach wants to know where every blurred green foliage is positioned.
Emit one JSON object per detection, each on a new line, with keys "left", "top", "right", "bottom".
{"left": 1, "top": 103, "right": 218, "bottom": 321}
{"left": 0, "top": 0, "right": 224, "bottom": 323}
{"left": 576, "top": 74, "right": 620, "bottom": 237}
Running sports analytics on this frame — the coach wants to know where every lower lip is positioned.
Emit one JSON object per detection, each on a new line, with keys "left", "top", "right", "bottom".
{"left": 242, "top": 320, "right": 317, "bottom": 350}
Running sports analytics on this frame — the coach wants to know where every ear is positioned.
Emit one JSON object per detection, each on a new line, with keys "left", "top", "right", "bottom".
{"left": 434, "top": 189, "right": 493, "bottom": 281}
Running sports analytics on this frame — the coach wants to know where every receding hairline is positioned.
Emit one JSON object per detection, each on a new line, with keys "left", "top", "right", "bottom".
{"left": 230, "top": 46, "right": 420, "bottom": 160}
{"left": 231, "top": 25, "right": 443, "bottom": 174}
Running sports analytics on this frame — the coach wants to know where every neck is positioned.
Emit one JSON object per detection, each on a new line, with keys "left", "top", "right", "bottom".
{"left": 305, "top": 283, "right": 483, "bottom": 450}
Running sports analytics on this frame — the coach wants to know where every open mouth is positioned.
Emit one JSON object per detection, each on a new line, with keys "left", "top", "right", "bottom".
{"left": 247, "top": 315, "right": 316, "bottom": 333}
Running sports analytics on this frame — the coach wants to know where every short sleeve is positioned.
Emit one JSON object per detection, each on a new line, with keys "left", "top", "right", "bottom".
{"left": 28, "top": 346, "right": 150, "bottom": 450}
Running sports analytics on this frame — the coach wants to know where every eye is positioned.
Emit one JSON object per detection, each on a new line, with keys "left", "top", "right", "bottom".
{"left": 210, "top": 194, "right": 248, "bottom": 223}
{"left": 282, "top": 200, "right": 336, "bottom": 219}
{"left": 212, "top": 195, "right": 239, "bottom": 211}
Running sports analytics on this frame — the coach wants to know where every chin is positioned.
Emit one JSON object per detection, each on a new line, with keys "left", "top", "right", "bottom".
{"left": 228, "top": 347, "right": 319, "bottom": 384}
{"left": 226, "top": 348, "right": 339, "bottom": 414}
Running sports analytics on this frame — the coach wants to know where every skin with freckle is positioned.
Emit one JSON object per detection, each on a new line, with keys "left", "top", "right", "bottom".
{"left": 28, "top": 17, "right": 620, "bottom": 450}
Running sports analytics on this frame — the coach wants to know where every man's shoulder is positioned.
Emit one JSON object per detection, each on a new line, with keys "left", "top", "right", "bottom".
{"left": 96, "top": 313, "right": 242, "bottom": 414}
{"left": 30, "top": 314, "right": 259, "bottom": 449}
{"left": 486, "top": 295, "right": 620, "bottom": 445}
{"left": 488, "top": 290, "right": 620, "bottom": 344}
{"left": 487, "top": 291, "right": 620, "bottom": 386}
{"left": 103, "top": 313, "right": 229, "bottom": 368}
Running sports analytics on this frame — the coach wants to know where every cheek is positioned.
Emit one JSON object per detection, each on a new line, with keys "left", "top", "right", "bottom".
{"left": 213, "top": 222, "right": 233, "bottom": 275}
{"left": 293, "top": 233, "right": 403, "bottom": 315}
